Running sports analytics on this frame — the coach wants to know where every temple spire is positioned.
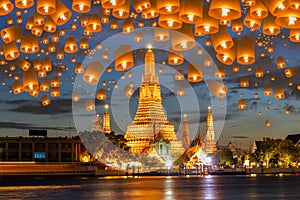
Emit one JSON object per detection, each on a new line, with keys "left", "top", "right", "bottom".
{"left": 143, "top": 49, "right": 158, "bottom": 84}
{"left": 205, "top": 106, "right": 217, "bottom": 154}
{"left": 102, "top": 105, "right": 111, "bottom": 134}
{"left": 182, "top": 114, "right": 191, "bottom": 150}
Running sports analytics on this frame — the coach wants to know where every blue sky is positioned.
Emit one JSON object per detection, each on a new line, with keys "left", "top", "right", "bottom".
{"left": 1, "top": 1, "right": 300, "bottom": 150}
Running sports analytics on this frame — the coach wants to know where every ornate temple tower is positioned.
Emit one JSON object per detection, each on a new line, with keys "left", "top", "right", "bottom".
{"left": 205, "top": 107, "right": 217, "bottom": 154}
{"left": 125, "top": 49, "right": 183, "bottom": 157}
{"left": 102, "top": 105, "right": 111, "bottom": 134}
{"left": 182, "top": 114, "right": 191, "bottom": 150}
{"left": 92, "top": 114, "right": 102, "bottom": 132}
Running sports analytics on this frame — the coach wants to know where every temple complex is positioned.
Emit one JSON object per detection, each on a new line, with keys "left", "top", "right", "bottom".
{"left": 124, "top": 49, "right": 183, "bottom": 158}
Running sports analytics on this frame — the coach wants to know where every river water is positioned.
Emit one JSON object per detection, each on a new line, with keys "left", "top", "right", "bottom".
{"left": 0, "top": 175, "right": 299, "bottom": 199}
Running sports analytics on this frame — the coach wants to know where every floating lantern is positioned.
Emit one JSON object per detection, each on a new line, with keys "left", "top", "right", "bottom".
{"left": 215, "top": 66, "right": 226, "bottom": 78}
{"left": 72, "top": 0, "right": 91, "bottom": 13}
{"left": 238, "top": 99, "right": 247, "bottom": 110}
{"left": 231, "top": 18, "right": 243, "bottom": 33}
{"left": 171, "top": 23, "right": 196, "bottom": 51}
{"left": 110, "top": 20, "right": 119, "bottom": 29}
{"left": 237, "top": 36, "right": 255, "bottom": 65}
{"left": 154, "top": 28, "right": 169, "bottom": 42}
{"left": 207, "top": 80, "right": 228, "bottom": 98}
{"left": 174, "top": 69, "right": 184, "bottom": 81}
{"left": 72, "top": 91, "right": 80, "bottom": 102}
{"left": 267, "top": 43, "right": 274, "bottom": 52}
{"left": 50, "top": 87, "right": 60, "bottom": 97}
{"left": 275, "top": 8, "right": 300, "bottom": 28}
{"left": 274, "top": 86, "right": 285, "bottom": 100}
{"left": 262, "top": 0, "right": 289, "bottom": 16}
{"left": 83, "top": 61, "right": 104, "bottom": 85}
{"left": 204, "top": 56, "right": 213, "bottom": 67}
{"left": 114, "top": 45, "right": 134, "bottom": 71}
{"left": 168, "top": 50, "right": 184, "bottom": 65}
{"left": 64, "top": 37, "right": 78, "bottom": 53}
{"left": 25, "top": 16, "right": 34, "bottom": 30}
{"left": 56, "top": 48, "right": 64, "bottom": 60}
{"left": 112, "top": 0, "right": 130, "bottom": 19}
{"left": 34, "top": 12, "right": 45, "bottom": 26}
{"left": 177, "top": 87, "right": 185, "bottom": 96}
{"left": 232, "top": 64, "right": 240, "bottom": 72}
{"left": 85, "top": 99, "right": 95, "bottom": 111}
{"left": 17, "top": 58, "right": 31, "bottom": 71}
{"left": 265, "top": 120, "right": 271, "bottom": 127}
{"left": 40, "top": 78, "right": 50, "bottom": 92}
{"left": 0, "top": 0, "right": 14, "bottom": 16}
{"left": 276, "top": 56, "right": 286, "bottom": 69}
{"left": 50, "top": 0, "right": 72, "bottom": 25}
{"left": 37, "top": 0, "right": 56, "bottom": 15}
{"left": 22, "top": 68, "right": 38, "bottom": 92}
{"left": 187, "top": 64, "right": 202, "bottom": 82}
{"left": 134, "top": 32, "right": 143, "bottom": 42}
{"left": 48, "top": 42, "right": 56, "bottom": 53}
{"left": 255, "top": 66, "right": 264, "bottom": 78}
{"left": 80, "top": 38, "right": 89, "bottom": 49}
{"left": 1, "top": 25, "right": 23, "bottom": 44}
{"left": 12, "top": 80, "right": 23, "bottom": 94}
{"left": 20, "top": 34, "right": 39, "bottom": 53}
{"left": 31, "top": 25, "right": 43, "bottom": 37}
{"left": 42, "top": 56, "right": 52, "bottom": 72}
{"left": 2, "top": 41, "right": 19, "bottom": 61}
{"left": 263, "top": 15, "right": 280, "bottom": 35}
{"left": 101, "top": 0, "right": 125, "bottom": 8}
{"left": 38, "top": 70, "right": 47, "bottom": 78}
{"left": 289, "top": 28, "right": 300, "bottom": 42}
{"left": 254, "top": 93, "right": 259, "bottom": 98}
{"left": 75, "top": 62, "right": 84, "bottom": 74}
{"left": 41, "top": 95, "right": 51, "bottom": 106}
{"left": 179, "top": 0, "right": 203, "bottom": 24}
{"left": 290, "top": 0, "right": 300, "bottom": 10}
{"left": 44, "top": 16, "right": 56, "bottom": 33}
{"left": 240, "top": 77, "right": 249, "bottom": 88}
{"left": 33, "top": 58, "right": 42, "bottom": 71}
{"left": 157, "top": 0, "right": 180, "bottom": 14}
{"left": 210, "top": 25, "right": 234, "bottom": 52}
{"left": 101, "top": 15, "right": 109, "bottom": 24}
{"left": 158, "top": 13, "right": 182, "bottom": 29}
{"left": 208, "top": 0, "right": 241, "bottom": 21}
{"left": 194, "top": 6, "right": 219, "bottom": 36}
{"left": 122, "top": 18, "right": 134, "bottom": 34}
{"left": 51, "top": 76, "right": 60, "bottom": 87}
{"left": 244, "top": 11, "right": 262, "bottom": 30}
{"left": 52, "top": 32, "right": 59, "bottom": 42}
{"left": 87, "top": 14, "right": 101, "bottom": 32}
{"left": 250, "top": 0, "right": 268, "bottom": 19}
{"left": 285, "top": 68, "right": 297, "bottom": 78}
{"left": 132, "top": 0, "right": 150, "bottom": 13}
{"left": 15, "top": 0, "right": 34, "bottom": 9}
{"left": 124, "top": 84, "right": 134, "bottom": 97}
{"left": 216, "top": 39, "right": 236, "bottom": 65}
{"left": 80, "top": 13, "right": 88, "bottom": 27}
{"left": 142, "top": 0, "right": 158, "bottom": 19}
{"left": 97, "top": 88, "right": 107, "bottom": 100}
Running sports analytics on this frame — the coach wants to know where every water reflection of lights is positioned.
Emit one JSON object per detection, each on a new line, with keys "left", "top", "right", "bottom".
{"left": 164, "top": 178, "right": 174, "bottom": 200}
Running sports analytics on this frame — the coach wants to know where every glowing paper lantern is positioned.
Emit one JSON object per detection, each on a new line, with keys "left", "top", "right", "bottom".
{"left": 244, "top": 11, "right": 262, "bottom": 30}
{"left": 17, "top": 58, "right": 31, "bottom": 71}
{"left": 42, "top": 56, "right": 52, "bottom": 72}
{"left": 174, "top": 69, "right": 184, "bottom": 81}
{"left": 265, "top": 120, "right": 271, "bottom": 127}
{"left": 12, "top": 80, "right": 23, "bottom": 94}
{"left": 124, "top": 84, "right": 134, "bottom": 97}
{"left": 72, "top": 91, "right": 80, "bottom": 102}
{"left": 44, "top": 16, "right": 56, "bottom": 33}
{"left": 168, "top": 50, "right": 184, "bottom": 65}
{"left": 289, "top": 28, "right": 300, "bottom": 42}
{"left": 157, "top": 0, "right": 180, "bottom": 14}
{"left": 142, "top": 0, "right": 158, "bottom": 19}
{"left": 208, "top": 0, "right": 241, "bottom": 20}
{"left": 238, "top": 99, "right": 247, "bottom": 110}
{"left": 80, "top": 38, "right": 89, "bottom": 49}
{"left": 50, "top": 87, "right": 60, "bottom": 97}
{"left": 290, "top": 0, "right": 300, "bottom": 10}
{"left": 237, "top": 36, "right": 255, "bottom": 65}
{"left": 158, "top": 13, "right": 182, "bottom": 29}
{"left": 210, "top": 25, "right": 234, "bottom": 53}
{"left": 177, "top": 87, "right": 185, "bottom": 96}
{"left": 231, "top": 18, "right": 243, "bottom": 33}
{"left": 276, "top": 56, "right": 286, "bottom": 68}
{"left": 75, "top": 62, "right": 84, "bottom": 74}
{"left": 34, "top": 12, "right": 45, "bottom": 26}
{"left": 132, "top": 0, "right": 150, "bottom": 13}
{"left": 232, "top": 64, "right": 240, "bottom": 72}
{"left": 40, "top": 78, "right": 50, "bottom": 92}
{"left": 263, "top": 15, "right": 280, "bottom": 35}
{"left": 207, "top": 80, "right": 228, "bottom": 98}
{"left": 15, "top": 0, "right": 34, "bottom": 8}
{"left": 240, "top": 77, "right": 249, "bottom": 88}
{"left": 179, "top": 0, "right": 203, "bottom": 24}
{"left": 154, "top": 28, "right": 169, "bottom": 42}
{"left": 250, "top": 0, "right": 268, "bottom": 19}
{"left": 285, "top": 68, "right": 297, "bottom": 78}
{"left": 215, "top": 66, "right": 226, "bottom": 78}
{"left": 262, "top": 0, "right": 289, "bottom": 16}
{"left": 110, "top": 20, "right": 119, "bottom": 29}
{"left": 187, "top": 64, "right": 202, "bottom": 82}
{"left": 171, "top": 23, "right": 196, "bottom": 51}
{"left": 115, "top": 45, "right": 134, "bottom": 71}
{"left": 122, "top": 18, "right": 134, "bottom": 34}
{"left": 50, "top": 0, "right": 72, "bottom": 25}
{"left": 0, "top": 0, "right": 14, "bottom": 16}
{"left": 31, "top": 25, "right": 44, "bottom": 37}
{"left": 101, "top": 0, "right": 125, "bottom": 9}
{"left": 2, "top": 41, "right": 20, "bottom": 61}
{"left": 41, "top": 95, "right": 51, "bottom": 106}
{"left": 86, "top": 14, "right": 102, "bottom": 32}
{"left": 194, "top": 6, "right": 219, "bottom": 36}
{"left": 274, "top": 86, "right": 285, "bottom": 100}
{"left": 51, "top": 76, "right": 60, "bottom": 87}
{"left": 22, "top": 68, "right": 39, "bottom": 92}
{"left": 275, "top": 8, "right": 300, "bottom": 28}
{"left": 1, "top": 25, "right": 23, "bottom": 44}
{"left": 216, "top": 39, "right": 236, "bottom": 65}
{"left": 38, "top": 70, "right": 47, "bottom": 78}
{"left": 112, "top": 0, "right": 130, "bottom": 19}
{"left": 48, "top": 42, "right": 56, "bottom": 53}
{"left": 83, "top": 61, "right": 104, "bottom": 85}
{"left": 37, "top": 0, "right": 56, "bottom": 15}
{"left": 56, "top": 48, "right": 64, "bottom": 60}
{"left": 97, "top": 88, "right": 107, "bottom": 100}
{"left": 255, "top": 66, "right": 264, "bottom": 78}
{"left": 64, "top": 37, "right": 78, "bottom": 53}
{"left": 72, "top": 0, "right": 91, "bottom": 13}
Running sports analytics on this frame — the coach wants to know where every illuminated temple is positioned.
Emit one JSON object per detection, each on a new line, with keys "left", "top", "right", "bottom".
{"left": 125, "top": 49, "right": 183, "bottom": 158}
{"left": 205, "top": 107, "right": 217, "bottom": 154}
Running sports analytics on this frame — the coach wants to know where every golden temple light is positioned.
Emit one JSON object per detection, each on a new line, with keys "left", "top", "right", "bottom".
{"left": 274, "top": 86, "right": 285, "bottom": 100}
{"left": 1, "top": 25, "right": 23, "bottom": 44}
{"left": 171, "top": 23, "right": 196, "bottom": 51}
{"left": 72, "top": 0, "right": 91, "bottom": 13}
{"left": 97, "top": 88, "right": 107, "bottom": 100}
{"left": 112, "top": 0, "right": 130, "bottom": 19}
{"left": 37, "top": 0, "right": 56, "bottom": 15}
{"left": 50, "top": 0, "right": 72, "bottom": 25}
{"left": 208, "top": 0, "right": 241, "bottom": 21}
{"left": 83, "top": 61, "right": 104, "bottom": 85}
{"left": 187, "top": 64, "right": 202, "bottom": 82}
{"left": 238, "top": 99, "right": 247, "bottom": 110}
{"left": 0, "top": 0, "right": 14, "bottom": 16}
{"left": 179, "top": 0, "right": 203, "bottom": 24}
{"left": 157, "top": 0, "right": 180, "bottom": 14}
{"left": 237, "top": 36, "right": 255, "bottom": 65}
{"left": 41, "top": 95, "right": 51, "bottom": 106}
{"left": 158, "top": 13, "right": 182, "bottom": 29}
{"left": 207, "top": 80, "right": 228, "bottom": 98}
{"left": 194, "top": 6, "right": 219, "bottom": 36}
{"left": 115, "top": 45, "right": 134, "bottom": 71}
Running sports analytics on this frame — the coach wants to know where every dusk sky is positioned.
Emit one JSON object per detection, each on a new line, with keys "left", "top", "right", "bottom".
{"left": 1, "top": 1, "right": 300, "bottom": 150}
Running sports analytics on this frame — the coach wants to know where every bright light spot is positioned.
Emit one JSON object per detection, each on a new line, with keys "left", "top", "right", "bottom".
{"left": 219, "top": 89, "right": 226, "bottom": 95}
{"left": 92, "top": 24, "right": 97, "bottom": 30}
{"left": 159, "top": 35, "right": 164, "bottom": 40}
{"left": 269, "top": 27, "right": 274, "bottom": 34}
{"left": 289, "top": 16, "right": 297, "bottom": 25}
{"left": 193, "top": 76, "right": 198, "bottom": 81}
{"left": 10, "top": 52, "right": 15, "bottom": 58}
{"left": 166, "top": 5, "right": 172, "bottom": 12}
{"left": 151, "top": 11, "right": 155, "bottom": 17}
{"left": 24, "top": 47, "right": 29, "bottom": 52}
{"left": 180, "top": 41, "right": 187, "bottom": 49}
{"left": 235, "top": 26, "right": 239, "bottom": 31}
{"left": 147, "top": 44, "right": 152, "bottom": 49}
{"left": 221, "top": 7, "right": 230, "bottom": 17}
{"left": 222, "top": 55, "right": 228, "bottom": 62}
{"left": 44, "top": 5, "right": 49, "bottom": 13}
{"left": 278, "top": 2, "right": 285, "bottom": 10}
{"left": 110, "top": 0, "right": 116, "bottom": 6}
{"left": 60, "top": 14, "right": 67, "bottom": 21}
{"left": 220, "top": 42, "right": 227, "bottom": 49}
{"left": 3, "top": 33, "right": 8, "bottom": 39}
{"left": 88, "top": 76, "right": 94, "bottom": 83}
{"left": 256, "top": 9, "right": 262, "bottom": 17}
{"left": 187, "top": 14, "right": 194, "bottom": 22}
{"left": 3, "top": 4, "right": 8, "bottom": 11}
{"left": 118, "top": 10, "right": 123, "bottom": 17}
{"left": 121, "top": 61, "right": 127, "bottom": 69}
{"left": 243, "top": 56, "right": 249, "bottom": 63}
{"left": 295, "top": 35, "right": 300, "bottom": 40}
{"left": 204, "top": 25, "right": 210, "bottom": 32}
{"left": 250, "top": 21, "right": 255, "bottom": 27}
{"left": 167, "top": 20, "right": 174, "bottom": 27}
{"left": 22, "top": 0, "right": 27, "bottom": 6}
{"left": 79, "top": 4, "right": 84, "bottom": 11}
{"left": 174, "top": 58, "right": 178, "bottom": 64}
{"left": 69, "top": 45, "right": 74, "bottom": 51}
{"left": 296, "top": 4, "right": 300, "bottom": 9}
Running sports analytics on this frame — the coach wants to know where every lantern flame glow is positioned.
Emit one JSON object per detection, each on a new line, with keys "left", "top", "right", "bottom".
{"left": 221, "top": 7, "right": 230, "bottom": 17}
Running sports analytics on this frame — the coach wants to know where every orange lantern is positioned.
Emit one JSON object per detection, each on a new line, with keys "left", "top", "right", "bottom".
{"left": 115, "top": 45, "right": 134, "bottom": 71}
{"left": 75, "top": 62, "right": 84, "bottom": 74}
{"left": 154, "top": 28, "right": 169, "bottom": 42}
{"left": 262, "top": 0, "right": 289, "bottom": 16}
{"left": 122, "top": 18, "right": 134, "bottom": 34}
{"left": 177, "top": 87, "right": 185, "bottom": 96}
{"left": 209, "top": 0, "right": 241, "bottom": 20}
{"left": 25, "top": 16, "right": 34, "bottom": 30}
{"left": 289, "top": 28, "right": 300, "bottom": 42}
{"left": 215, "top": 66, "right": 226, "bottom": 78}
{"left": 44, "top": 16, "right": 56, "bottom": 33}
{"left": 263, "top": 86, "right": 272, "bottom": 95}
{"left": 110, "top": 20, "right": 119, "bottom": 29}
{"left": 34, "top": 12, "right": 45, "bottom": 26}
{"left": 48, "top": 42, "right": 56, "bottom": 53}
{"left": 276, "top": 56, "right": 286, "bottom": 68}
{"left": 174, "top": 69, "right": 185, "bottom": 81}
{"left": 80, "top": 13, "right": 88, "bottom": 27}
{"left": 179, "top": 0, "right": 203, "bottom": 24}
{"left": 52, "top": 32, "right": 59, "bottom": 42}
{"left": 275, "top": 8, "right": 300, "bottom": 28}
{"left": 83, "top": 61, "right": 104, "bottom": 85}
{"left": 85, "top": 99, "right": 95, "bottom": 111}
{"left": 1, "top": 25, "right": 23, "bottom": 44}
{"left": 255, "top": 66, "right": 264, "bottom": 78}
{"left": 263, "top": 15, "right": 280, "bottom": 35}
{"left": 238, "top": 99, "right": 247, "bottom": 110}
{"left": 265, "top": 120, "right": 271, "bottom": 127}
{"left": 168, "top": 50, "right": 184, "bottom": 65}
{"left": 171, "top": 23, "right": 196, "bottom": 51}
{"left": 187, "top": 64, "right": 202, "bottom": 82}
{"left": 38, "top": 70, "right": 47, "bottom": 78}
{"left": 101, "top": 0, "right": 125, "bottom": 9}
{"left": 290, "top": 0, "right": 300, "bottom": 10}
{"left": 51, "top": 76, "right": 60, "bottom": 87}
{"left": 42, "top": 56, "right": 52, "bottom": 72}
{"left": 50, "top": 87, "right": 60, "bottom": 97}
{"left": 132, "top": 0, "right": 150, "bottom": 13}
{"left": 237, "top": 36, "right": 255, "bottom": 65}
{"left": 22, "top": 68, "right": 39, "bottom": 92}
{"left": 72, "top": 91, "right": 80, "bottom": 102}
{"left": 210, "top": 25, "right": 234, "bottom": 52}
{"left": 231, "top": 18, "right": 243, "bottom": 33}
{"left": 86, "top": 14, "right": 102, "bottom": 32}
{"left": 64, "top": 37, "right": 78, "bottom": 53}
{"left": 232, "top": 64, "right": 240, "bottom": 72}
{"left": 240, "top": 77, "right": 249, "bottom": 88}
{"left": 250, "top": 0, "right": 268, "bottom": 19}
{"left": 37, "top": 0, "right": 56, "bottom": 15}
{"left": 40, "top": 78, "right": 50, "bottom": 92}
{"left": 285, "top": 68, "right": 297, "bottom": 78}
{"left": 216, "top": 39, "right": 236, "bottom": 65}
{"left": 158, "top": 13, "right": 182, "bottom": 29}
{"left": 244, "top": 11, "right": 262, "bottom": 30}
{"left": 12, "top": 80, "right": 23, "bottom": 94}
{"left": 41, "top": 95, "right": 51, "bottom": 106}
{"left": 142, "top": 0, "right": 159, "bottom": 19}
{"left": 207, "top": 80, "right": 228, "bottom": 98}
{"left": 274, "top": 86, "right": 285, "bottom": 100}
{"left": 17, "top": 58, "right": 31, "bottom": 71}
{"left": 72, "top": 0, "right": 91, "bottom": 13}
{"left": 0, "top": 0, "right": 14, "bottom": 16}
{"left": 157, "top": 0, "right": 180, "bottom": 14}
{"left": 31, "top": 25, "right": 43, "bottom": 37}
{"left": 97, "top": 88, "right": 107, "bottom": 100}
{"left": 134, "top": 32, "right": 143, "bottom": 42}
{"left": 194, "top": 6, "right": 219, "bottom": 36}
{"left": 15, "top": 0, "right": 34, "bottom": 8}
{"left": 2, "top": 41, "right": 20, "bottom": 61}
{"left": 80, "top": 38, "right": 89, "bottom": 49}
{"left": 112, "top": 0, "right": 130, "bottom": 19}
{"left": 50, "top": 0, "right": 72, "bottom": 25}
{"left": 124, "top": 84, "right": 134, "bottom": 97}
{"left": 56, "top": 48, "right": 64, "bottom": 60}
